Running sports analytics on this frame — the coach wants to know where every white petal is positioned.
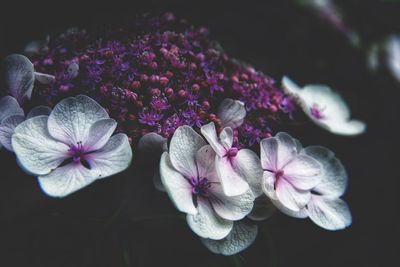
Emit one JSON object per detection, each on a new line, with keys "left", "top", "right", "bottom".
{"left": 0, "top": 96, "right": 24, "bottom": 122}
{"left": 271, "top": 198, "right": 308, "bottom": 219}
{"left": 201, "top": 222, "right": 258, "bottom": 255}
{"left": 24, "top": 38, "right": 49, "bottom": 56}
{"left": 283, "top": 154, "right": 322, "bottom": 190}
{"left": 85, "top": 133, "right": 132, "bottom": 179}
{"left": 260, "top": 133, "right": 298, "bottom": 171}
{"left": 275, "top": 132, "right": 299, "bottom": 169}
{"left": 216, "top": 156, "right": 250, "bottom": 196}
{"left": 12, "top": 116, "right": 70, "bottom": 175}
{"left": 34, "top": 72, "right": 55, "bottom": 84}
{"left": 47, "top": 95, "right": 109, "bottom": 144}
{"left": 196, "top": 145, "right": 218, "bottom": 182}
{"left": 2, "top": 54, "right": 35, "bottom": 103}
{"left": 38, "top": 163, "right": 97, "bottom": 197}
{"left": 0, "top": 115, "right": 25, "bottom": 151}
{"left": 301, "top": 146, "right": 347, "bottom": 197}
{"left": 83, "top": 119, "right": 117, "bottom": 152}
{"left": 307, "top": 195, "right": 352, "bottom": 230}
{"left": 220, "top": 127, "right": 233, "bottom": 150}
{"left": 159, "top": 152, "right": 197, "bottom": 215}
{"left": 26, "top": 105, "right": 52, "bottom": 119}
{"left": 169, "top": 125, "right": 206, "bottom": 178}
{"left": 262, "top": 171, "right": 277, "bottom": 201}
{"left": 67, "top": 62, "right": 79, "bottom": 79}
{"left": 248, "top": 195, "right": 276, "bottom": 221}
{"left": 327, "top": 119, "right": 367, "bottom": 136}
{"left": 386, "top": 35, "right": 400, "bottom": 83}
{"left": 282, "top": 76, "right": 302, "bottom": 95}
{"left": 235, "top": 149, "right": 264, "bottom": 197}
{"left": 276, "top": 178, "right": 311, "bottom": 211}
{"left": 209, "top": 183, "right": 254, "bottom": 221}
{"left": 260, "top": 137, "right": 278, "bottom": 171}
{"left": 153, "top": 168, "right": 166, "bottom": 192}
{"left": 217, "top": 98, "right": 246, "bottom": 129}
{"left": 187, "top": 199, "right": 233, "bottom": 240}
{"left": 138, "top": 132, "right": 168, "bottom": 152}
{"left": 200, "top": 122, "right": 225, "bottom": 156}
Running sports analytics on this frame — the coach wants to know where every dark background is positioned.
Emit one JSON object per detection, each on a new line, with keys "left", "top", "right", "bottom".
{"left": 0, "top": 1, "right": 398, "bottom": 266}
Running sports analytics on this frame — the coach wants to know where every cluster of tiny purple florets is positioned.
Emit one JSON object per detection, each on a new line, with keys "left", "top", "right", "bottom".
{"left": 30, "top": 13, "right": 297, "bottom": 148}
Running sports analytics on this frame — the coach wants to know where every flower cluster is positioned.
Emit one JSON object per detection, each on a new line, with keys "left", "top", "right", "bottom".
{"left": 29, "top": 13, "right": 297, "bottom": 148}
{"left": 0, "top": 12, "right": 365, "bottom": 258}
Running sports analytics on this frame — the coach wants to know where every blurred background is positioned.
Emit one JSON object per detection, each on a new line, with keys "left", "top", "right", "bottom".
{"left": 0, "top": 0, "right": 398, "bottom": 266}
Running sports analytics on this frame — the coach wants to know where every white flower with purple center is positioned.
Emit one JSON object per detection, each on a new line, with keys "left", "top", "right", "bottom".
{"left": 12, "top": 95, "right": 132, "bottom": 197}
{"left": 201, "top": 122, "right": 263, "bottom": 197}
{"left": 282, "top": 76, "right": 366, "bottom": 136}
{"left": 160, "top": 126, "right": 255, "bottom": 239}
{"left": 260, "top": 132, "right": 322, "bottom": 212}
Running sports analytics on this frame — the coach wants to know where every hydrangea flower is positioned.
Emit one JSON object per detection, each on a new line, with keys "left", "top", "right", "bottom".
{"left": 273, "top": 145, "right": 352, "bottom": 230}
{"left": 201, "top": 122, "right": 263, "bottom": 196}
{"left": 12, "top": 95, "right": 132, "bottom": 197}
{"left": 260, "top": 132, "right": 322, "bottom": 212}
{"left": 160, "top": 126, "right": 254, "bottom": 239}
{"left": 260, "top": 132, "right": 351, "bottom": 230}
{"left": 282, "top": 76, "right": 366, "bottom": 136}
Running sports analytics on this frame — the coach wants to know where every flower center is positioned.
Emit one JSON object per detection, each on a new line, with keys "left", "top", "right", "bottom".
{"left": 190, "top": 177, "right": 212, "bottom": 197}
{"left": 310, "top": 104, "right": 325, "bottom": 120}
{"left": 226, "top": 147, "right": 239, "bottom": 158}
{"left": 69, "top": 141, "right": 86, "bottom": 163}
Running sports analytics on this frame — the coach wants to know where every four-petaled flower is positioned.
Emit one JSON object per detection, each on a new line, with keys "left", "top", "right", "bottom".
{"left": 12, "top": 95, "right": 132, "bottom": 197}
{"left": 160, "top": 126, "right": 255, "bottom": 239}
{"left": 282, "top": 76, "right": 366, "bottom": 136}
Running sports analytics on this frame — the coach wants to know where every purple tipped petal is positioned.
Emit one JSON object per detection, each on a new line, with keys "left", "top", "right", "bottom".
{"left": 12, "top": 116, "right": 70, "bottom": 175}
{"left": 47, "top": 95, "right": 109, "bottom": 144}
{"left": 2, "top": 54, "right": 35, "bottom": 104}
{"left": 201, "top": 222, "right": 258, "bottom": 255}
{"left": 0, "top": 115, "right": 25, "bottom": 151}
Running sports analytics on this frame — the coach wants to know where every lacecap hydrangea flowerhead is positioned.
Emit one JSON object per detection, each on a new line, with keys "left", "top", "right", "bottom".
{"left": 0, "top": 12, "right": 364, "bottom": 256}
